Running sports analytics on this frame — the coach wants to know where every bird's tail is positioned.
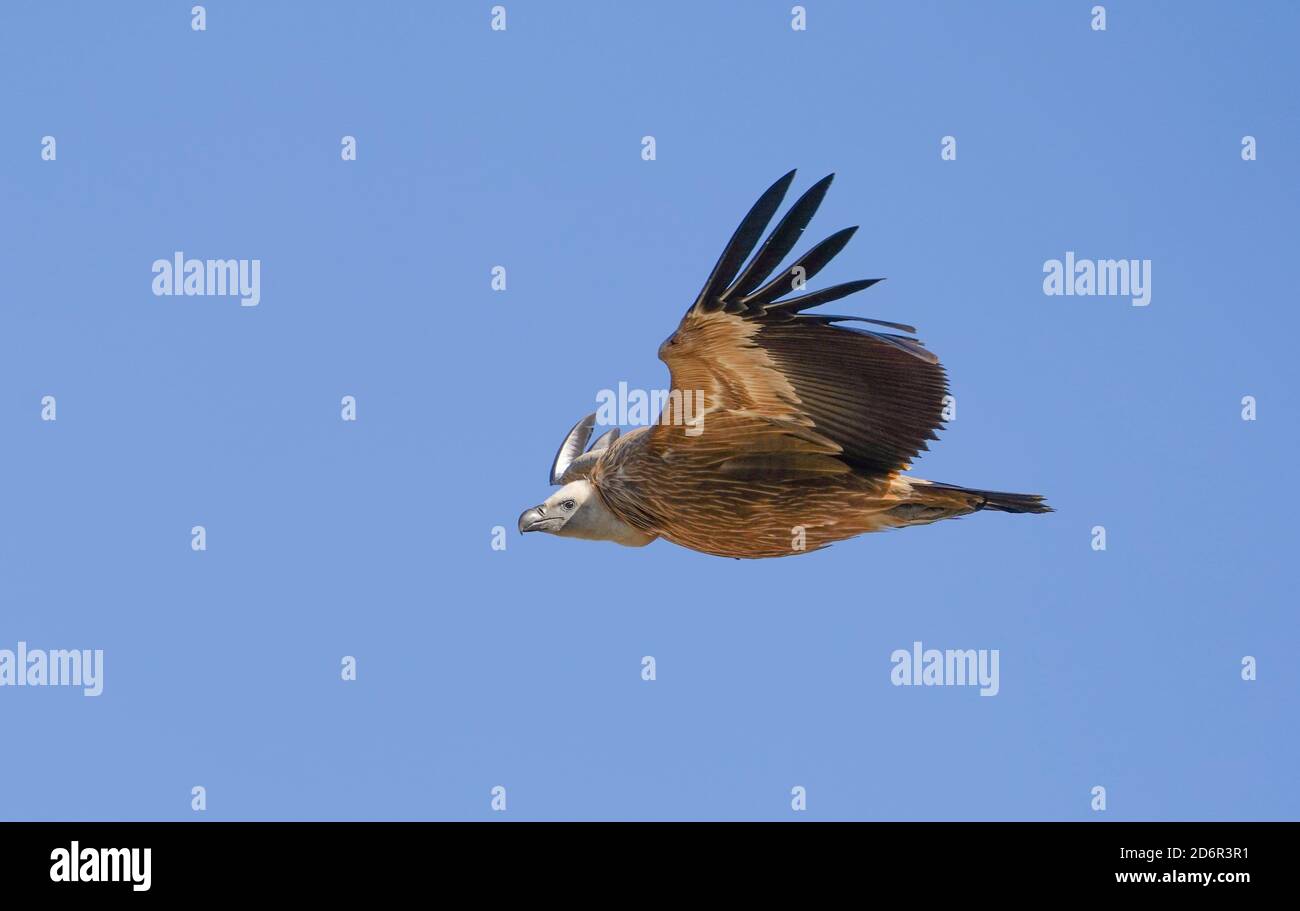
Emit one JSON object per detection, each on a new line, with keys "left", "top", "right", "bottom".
{"left": 924, "top": 481, "right": 1053, "bottom": 514}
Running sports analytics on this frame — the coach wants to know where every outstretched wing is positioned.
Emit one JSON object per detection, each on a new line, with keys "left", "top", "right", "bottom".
{"left": 657, "top": 170, "right": 947, "bottom": 477}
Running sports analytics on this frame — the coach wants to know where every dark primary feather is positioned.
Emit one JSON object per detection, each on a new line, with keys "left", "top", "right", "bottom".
{"left": 764, "top": 278, "right": 883, "bottom": 315}
{"left": 690, "top": 169, "right": 795, "bottom": 314}
{"left": 688, "top": 170, "right": 913, "bottom": 342}
{"left": 722, "top": 173, "right": 835, "bottom": 307}
{"left": 738, "top": 226, "right": 859, "bottom": 312}
{"left": 813, "top": 314, "right": 918, "bottom": 334}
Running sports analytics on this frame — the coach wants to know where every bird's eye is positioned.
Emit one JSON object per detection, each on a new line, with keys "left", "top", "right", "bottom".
{"left": 562, "top": 500, "right": 576, "bottom": 510}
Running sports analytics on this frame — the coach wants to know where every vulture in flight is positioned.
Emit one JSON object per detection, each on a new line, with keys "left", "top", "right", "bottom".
{"left": 518, "top": 170, "right": 1050, "bottom": 558}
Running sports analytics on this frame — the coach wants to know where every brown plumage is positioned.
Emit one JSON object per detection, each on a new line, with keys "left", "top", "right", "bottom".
{"left": 518, "top": 171, "right": 1050, "bottom": 558}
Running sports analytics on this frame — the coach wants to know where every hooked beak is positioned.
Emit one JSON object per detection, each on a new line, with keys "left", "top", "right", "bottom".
{"left": 518, "top": 506, "right": 548, "bottom": 533}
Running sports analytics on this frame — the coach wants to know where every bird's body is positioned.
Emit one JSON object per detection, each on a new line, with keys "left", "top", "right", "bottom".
{"left": 519, "top": 171, "right": 1050, "bottom": 558}
{"left": 593, "top": 422, "right": 914, "bottom": 558}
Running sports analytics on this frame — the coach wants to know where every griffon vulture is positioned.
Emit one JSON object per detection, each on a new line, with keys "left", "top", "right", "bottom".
{"left": 518, "top": 171, "right": 1050, "bottom": 558}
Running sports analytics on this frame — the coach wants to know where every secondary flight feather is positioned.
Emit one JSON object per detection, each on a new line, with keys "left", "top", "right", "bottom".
{"left": 518, "top": 170, "right": 1050, "bottom": 558}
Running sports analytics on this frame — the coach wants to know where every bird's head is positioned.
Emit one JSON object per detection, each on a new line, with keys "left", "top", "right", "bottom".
{"left": 518, "top": 413, "right": 655, "bottom": 547}
{"left": 517, "top": 479, "right": 601, "bottom": 538}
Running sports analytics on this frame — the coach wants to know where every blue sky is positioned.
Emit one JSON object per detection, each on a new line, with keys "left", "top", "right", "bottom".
{"left": 0, "top": 1, "right": 1296, "bottom": 820}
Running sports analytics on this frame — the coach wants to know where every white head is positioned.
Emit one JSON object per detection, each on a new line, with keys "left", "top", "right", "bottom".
{"left": 517, "top": 414, "right": 655, "bottom": 548}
